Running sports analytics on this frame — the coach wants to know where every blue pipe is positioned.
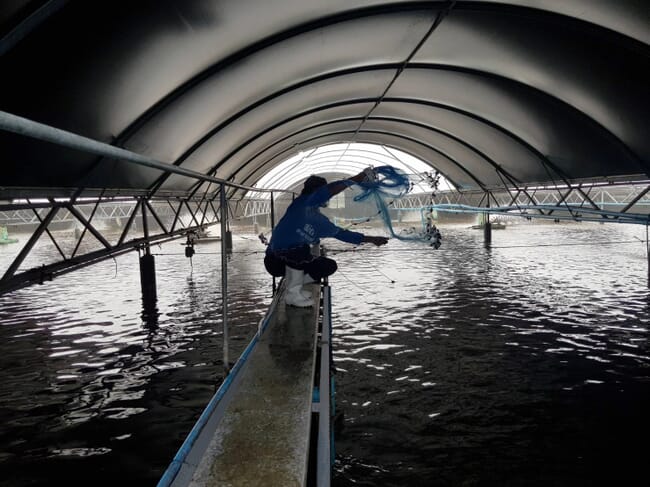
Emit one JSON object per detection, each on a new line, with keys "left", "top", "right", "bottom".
{"left": 428, "top": 203, "right": 650, "bottom": 224}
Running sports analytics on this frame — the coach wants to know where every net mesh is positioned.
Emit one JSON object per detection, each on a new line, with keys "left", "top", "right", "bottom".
{"left": 351, "top": 166, "right": 441, "bottom": 249}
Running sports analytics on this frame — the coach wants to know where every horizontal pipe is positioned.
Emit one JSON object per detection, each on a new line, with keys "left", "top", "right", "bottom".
{"left": 0, "top": 110, "right": 291, "bottom": 195}
{"left": 430, "top": 203, "right": 650, "bottom": 224}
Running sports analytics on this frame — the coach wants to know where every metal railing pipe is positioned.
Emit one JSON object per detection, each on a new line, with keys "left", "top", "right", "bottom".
{"left": 270, "top": 191, "right": 277, "bottom": 293}
{"left": 0, "top": 110, "right": 290, "bottom": 195}
{"left": 220, "top": 184, "right": 230, "bottom": 374}
{"left": 317, "top": 285, "right": 332, "bottom": 487}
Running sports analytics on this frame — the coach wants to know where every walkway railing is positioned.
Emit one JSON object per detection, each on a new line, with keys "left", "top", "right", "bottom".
{"left": 0, "top": 109, "right": 294, "bottom": 379}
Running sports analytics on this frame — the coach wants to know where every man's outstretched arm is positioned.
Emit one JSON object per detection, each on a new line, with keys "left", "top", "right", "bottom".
{"left": 326, "top": 167, "right": 375, "bottom": 198}
{"left": 361, "top": 235, "right": 388, "bottom": 246}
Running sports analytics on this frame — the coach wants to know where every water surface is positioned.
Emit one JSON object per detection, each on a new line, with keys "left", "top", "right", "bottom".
{"left": 330, "top": 223, "right": 649, "bottom": 487}
{"left": 0, "top": 222, "right": 648, "bottom": 486}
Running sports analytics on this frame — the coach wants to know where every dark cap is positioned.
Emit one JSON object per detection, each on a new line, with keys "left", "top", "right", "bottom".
{"left": 301, "top": 175, "right": 328, "bottom": 195}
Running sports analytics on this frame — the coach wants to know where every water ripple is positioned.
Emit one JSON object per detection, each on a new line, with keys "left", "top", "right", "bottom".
{"left": 1, "top": 225, "right": 649, "bottom": 486}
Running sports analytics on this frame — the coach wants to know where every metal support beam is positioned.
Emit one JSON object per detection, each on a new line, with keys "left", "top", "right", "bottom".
{"left": 547, "top": 187, "right": 574, "bottom": 215}
{"left": 71, "top": 192, "right": 105, "bottom": 258}
{"left": 646, "top": 225, "right": 650, "bottom": 289}
{"left": 198, "top": 190, "right": 213, "bottom": 227}
{"left": 209, "top": 200, "right": 219, "bottom": 223}
{"left": 507, "top": 189, "right": 521, "bottom": 207}
{"left": 169, "top": 200, "right": 183, "bottom": 233}
{"left": 270, "top": 191, "right": 276, "bottom": 294}
{"left": 220, "top": 184, "right": 230, "bottom": 375}
{"left": 66, "top": 204, "right": 112, "bottom": 249}
{"left": 117, "top": 200, "right": 141, "bottom": 247}
{"left": 576, "top": 186, "right": 608, "bottom": 220}
{"left": 0, "top": 110, "right": 297, "bottom": 297}
{"left": 183, "top": 200, "right": 202, "bottom": 228}
{"left": 317, "top": 285, "right": 332, "bottom": 487}
{"left": 2, "top": 206, "right": 59, "bottom": 281}
{"left": 145, "top": 200, "right": 169, "bottom": 235}
{"left": 0, "top": 224, "right": 204, "bottom": 295}
{"left": 620, "top": 185, "right": 650, "bottom": 215}
{"left": 31, "top": 200, "right": 67, "bottom": 260}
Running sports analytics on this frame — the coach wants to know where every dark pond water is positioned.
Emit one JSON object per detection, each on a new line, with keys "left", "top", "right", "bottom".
{"left": 0, "top": 222, "right": 648, "bottom": 486}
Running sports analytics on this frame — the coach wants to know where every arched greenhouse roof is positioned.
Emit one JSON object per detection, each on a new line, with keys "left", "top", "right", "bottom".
{"left": 1, "top": 1, "right": 648, "bottom": 200}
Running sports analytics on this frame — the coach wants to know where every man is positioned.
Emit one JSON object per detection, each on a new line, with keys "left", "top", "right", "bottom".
{"left": 264, "top": 168, "right": 388, "bottom": 307}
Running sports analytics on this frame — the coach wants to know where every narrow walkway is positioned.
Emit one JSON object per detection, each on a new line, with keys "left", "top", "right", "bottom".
{"left": 187, "top": 284, "right": 320, "bottom": 486}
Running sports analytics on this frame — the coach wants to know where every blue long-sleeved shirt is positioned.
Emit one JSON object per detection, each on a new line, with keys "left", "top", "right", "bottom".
{"left": 267, "top": 182, "right": 363, "bottom": 251}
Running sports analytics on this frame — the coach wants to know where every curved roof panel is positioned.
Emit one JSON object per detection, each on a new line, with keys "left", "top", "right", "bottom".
{"left": 1, "top": 1, "right": 648, "bottom": 198}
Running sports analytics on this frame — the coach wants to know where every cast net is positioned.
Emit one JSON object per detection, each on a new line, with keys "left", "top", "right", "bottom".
{"left": 346, "top": 165, "right": 442, "bottom": 249}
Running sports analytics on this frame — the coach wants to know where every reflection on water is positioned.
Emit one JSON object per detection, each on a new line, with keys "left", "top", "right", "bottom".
{"left": 0, "top": 238, "right": 272, "bottom": 486}
{"left": 0, "top": 223, "right": 649, "bottom": 486}
{"left": 330, "top": 223, "right": 649, "bottom": 487}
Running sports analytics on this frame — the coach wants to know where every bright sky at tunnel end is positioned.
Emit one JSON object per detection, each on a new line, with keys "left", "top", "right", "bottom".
{"left": 248, "top": 143, "right": 452, "bottom": 198}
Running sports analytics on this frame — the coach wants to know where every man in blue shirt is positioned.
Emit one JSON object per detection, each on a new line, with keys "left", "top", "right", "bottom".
{"left": 265, "top": 169, "right": 388, "bottom": 307}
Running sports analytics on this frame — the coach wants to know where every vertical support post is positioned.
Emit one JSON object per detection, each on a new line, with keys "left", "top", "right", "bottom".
{"left": 483, "top": 218, "right": 492, "bottom": 247}
{"left": 139, "top": 252, "right": 157, "bottom": 309}
{"left": 270, "top": 191, "right": 276, "bottom": 294}
{"left": 225, "top": 228, "right": 233, "bottom": 253}
{"left": 317, "top": 285, "right": 332, "bottom": 487}
{"left": 139, "top": 198, "right": 158, "bottom": 314}
{"left": 141, "top": 197, "right": 149, "bottom": 242}
{"left": 646, "top": 225, "right": 649, "bottom": 288}
{"left": 220, "top": 184, "right": 230, "bottom": 374}
{"left": 483, "top": 193, "right": 492, "bottom": 247}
